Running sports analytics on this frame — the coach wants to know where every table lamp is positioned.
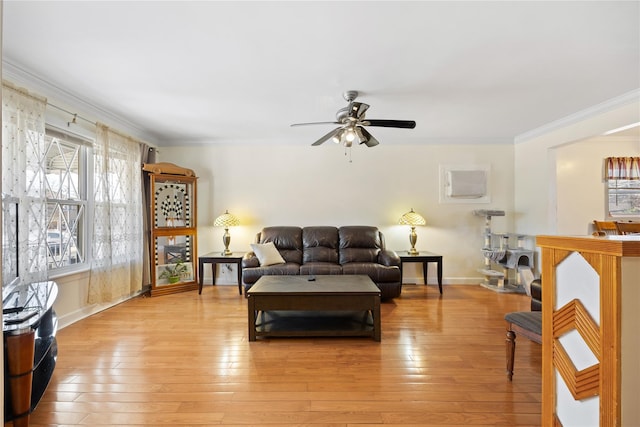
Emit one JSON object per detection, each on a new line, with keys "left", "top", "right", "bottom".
{"left": 213, "top": 210, "right": 240, "bottom": 255}
{"left": 398, "top": 208, "right": 426, "bottom": 255}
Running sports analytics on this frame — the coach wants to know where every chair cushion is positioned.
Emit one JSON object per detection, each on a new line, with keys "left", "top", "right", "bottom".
{"left": 504, "top": 311, "right": 542, "bottom": 335}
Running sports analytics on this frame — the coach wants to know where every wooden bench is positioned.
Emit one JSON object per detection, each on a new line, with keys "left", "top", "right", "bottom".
{"left": 504, "top": 279, "right": 542, "bottom": 381}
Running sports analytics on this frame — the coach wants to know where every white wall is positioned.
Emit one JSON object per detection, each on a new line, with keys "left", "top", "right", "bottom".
{"left": 514, "top": 99, "right": 640, "bottom": 236}
{"left": 159, "top": 143, "right": 515, "bottom": 285}
{"left": 513, "top": 97, "right": 640, "bottom": 274}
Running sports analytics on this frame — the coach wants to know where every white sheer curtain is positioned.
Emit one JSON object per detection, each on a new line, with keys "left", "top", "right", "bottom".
{"left": 88, "top": 123, "right": 144, "bottom": 303}
{"left": 2, "top": 82, "right": 48, "bottom": 284}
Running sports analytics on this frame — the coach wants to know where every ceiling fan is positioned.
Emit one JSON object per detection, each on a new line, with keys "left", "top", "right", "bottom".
{"left": 291, "top": 91, "right": 416, "bottom": 147}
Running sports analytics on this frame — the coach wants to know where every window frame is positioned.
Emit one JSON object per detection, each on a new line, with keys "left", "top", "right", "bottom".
{"left": 606, "top": 178, "right": 640, "bottom": 220}
{"left": 44, "top": 125, "right": 94, "bottom": 276}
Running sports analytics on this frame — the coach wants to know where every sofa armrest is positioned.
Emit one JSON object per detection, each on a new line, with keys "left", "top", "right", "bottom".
{"left": 530, "top": 279, "right": 542, "bottom": 312}
{"left": 378, "top": 249, "right": 401, "bottom": 267}
{"left": 242, "top": 252, "right": 260, "bottom": 269}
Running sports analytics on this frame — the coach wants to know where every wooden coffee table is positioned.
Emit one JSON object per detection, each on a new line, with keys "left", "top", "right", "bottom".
{"left": 246, "top": 275, "right": 381, "bottom": 341}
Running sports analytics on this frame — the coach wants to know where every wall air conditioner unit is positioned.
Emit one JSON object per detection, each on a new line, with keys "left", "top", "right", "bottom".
{"left": 447, "top": 170, "right": 487, "bottom": 198}
{"left": 439, "top": 164, "right": 491, "bottom": 204}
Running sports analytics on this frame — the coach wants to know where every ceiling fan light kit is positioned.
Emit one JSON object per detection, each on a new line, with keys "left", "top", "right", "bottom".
{"left": 291, "top": 90, "right": 416, "bottom": 149}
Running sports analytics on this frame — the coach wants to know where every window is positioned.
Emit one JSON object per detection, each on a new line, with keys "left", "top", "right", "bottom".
{"left": 4, "top": 83, "right": 144, "bottom": 301}
{"left": 44, "top": 127, "right": 91, "bottom": 271}
{"left": 607, "top": 179, "right": 640, "bottom": 217}
{"left": 605, "top": 157, "right": 640, "bottom": 218}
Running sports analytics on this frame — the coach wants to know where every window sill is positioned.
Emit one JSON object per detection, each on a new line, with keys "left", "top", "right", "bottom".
{"left": 48, "top": 264, "right": 90, "bottom": 280}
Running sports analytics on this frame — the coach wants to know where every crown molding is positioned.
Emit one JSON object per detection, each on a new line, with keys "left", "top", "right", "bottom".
{"left": 514, "top": 89, "right": 640, "bottom": 144}
{"left": 2, "top": 59, "right": 158, "bottom": 144}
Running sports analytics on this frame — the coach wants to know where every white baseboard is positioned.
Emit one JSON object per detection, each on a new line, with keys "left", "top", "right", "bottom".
{"left": 57, "top": 289, "right": 146, "bottom": 329}
{"left": 210, "top": 275, "right": 485, "bottom": 286}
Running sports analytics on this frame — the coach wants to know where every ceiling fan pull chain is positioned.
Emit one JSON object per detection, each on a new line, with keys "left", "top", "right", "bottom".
{"left": 344, "top": 146, "right": 353, "bottom": 163}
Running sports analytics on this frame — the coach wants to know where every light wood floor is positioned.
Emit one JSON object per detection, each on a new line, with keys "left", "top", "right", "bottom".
{"left": 27, "top": 284, "right": 541, "bottom": 426}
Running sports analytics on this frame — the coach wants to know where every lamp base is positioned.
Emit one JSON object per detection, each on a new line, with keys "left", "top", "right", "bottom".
{"left": 222, "top": 228, "right": 232, "bottom": 256}
{"left": 408, "top": 227, "right": 419, "bottom": 255}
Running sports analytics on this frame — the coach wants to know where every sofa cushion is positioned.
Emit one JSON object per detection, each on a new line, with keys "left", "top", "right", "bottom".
{"left": 259, "top": 226, "right": 303, "bottom": 265}
{"left": 250, "top": 242, "right": 286, "bottom": 266}
{"left": 341, "top": 262, "right": 401, "bottom": 282}
{"left": 303, "top": 226, "right": 339, "bottom": 264}
{"left": 300, "top": 262, "right": 343, "bottom": 276}
{"left": 242, "top": 263, "right": 302, "bottom": 286}
{"left": 339, "top": 226, "right": 382, "bottom": 264}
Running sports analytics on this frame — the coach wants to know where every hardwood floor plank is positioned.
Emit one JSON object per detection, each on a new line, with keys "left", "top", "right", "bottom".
{"left": 79, "top": 412, "right": 226, "bottom": 425}
{"left": 24, "top": 284, "right": 541, "bottom": 426}
{"left": 221, "top": 410, "right": 383, "bottom": 424}
{"left": 178, "top": 400, "right": 312, "bottom": 413}
{"left": 71, "top": 392, "right": 235, "bottom": 403}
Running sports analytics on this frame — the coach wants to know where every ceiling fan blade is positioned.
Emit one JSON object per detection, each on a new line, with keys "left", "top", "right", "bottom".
{"left": 311, "top": 127, "right": 341, "bottom": 146}
{"left": 358, "top": 127, "right": 379, "bottom": 147}
{"left": 364, "top": 119, "right": 416, "bottom": 129}
{"left": 291, "top": 121, "right": 340, "bottom": 127}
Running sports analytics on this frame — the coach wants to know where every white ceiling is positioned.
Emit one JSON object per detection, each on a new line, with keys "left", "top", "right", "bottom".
{"left": 3, "top": 1, "right": 639, "bottom": 146}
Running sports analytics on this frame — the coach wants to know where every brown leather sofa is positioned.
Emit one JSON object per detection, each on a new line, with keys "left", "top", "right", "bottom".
{"left": 530, "top": 278, "right": 541, "bottom": 311}
{"left": 241, "top": 225, "right": 402, "bottom": 299}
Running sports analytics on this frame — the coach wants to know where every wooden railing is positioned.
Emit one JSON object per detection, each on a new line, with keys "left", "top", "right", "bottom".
{"left": 537, "top": 235, "right": 640, "bottom": 426}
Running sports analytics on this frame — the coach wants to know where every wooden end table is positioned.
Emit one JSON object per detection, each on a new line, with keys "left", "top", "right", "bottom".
{"left": 198, "top": 252, "right": 245, "bottom": 295}
{"left": 397, "top": 251, "right": 443, "bottom": 294}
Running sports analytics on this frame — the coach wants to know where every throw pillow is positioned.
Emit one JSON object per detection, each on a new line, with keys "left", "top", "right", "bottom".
{"left": 250, "top": 242, "right": 286, "bottom": 266}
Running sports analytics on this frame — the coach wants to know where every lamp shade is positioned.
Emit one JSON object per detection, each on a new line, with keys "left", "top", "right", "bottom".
{"left": 213, "top": 210, "right": 240, "bottom": 227}
{"left": 398, "top": 208, "right": 426, "bottom": 226}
